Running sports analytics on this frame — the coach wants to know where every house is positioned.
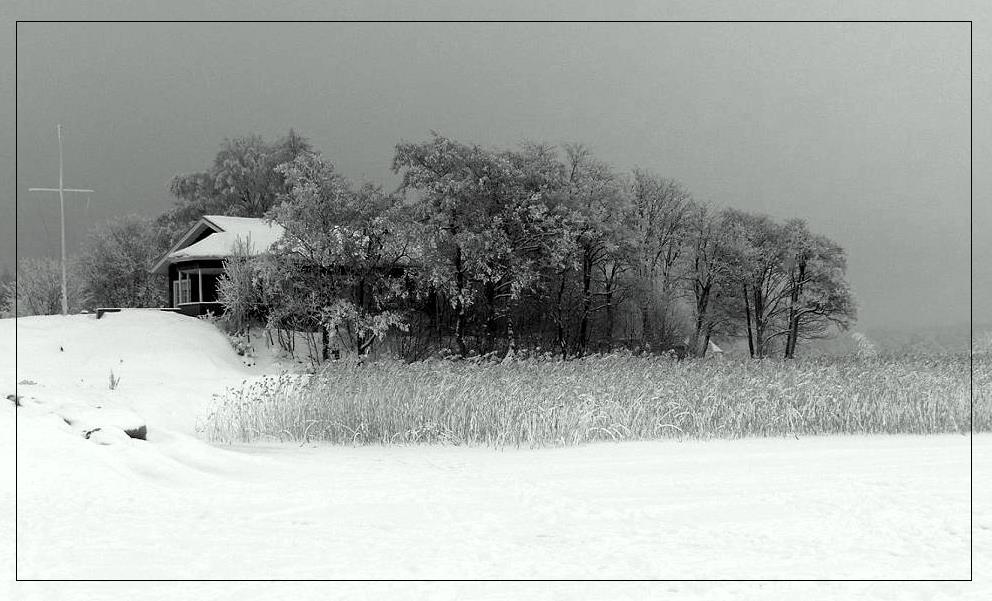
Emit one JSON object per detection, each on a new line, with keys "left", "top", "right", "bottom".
{"left": 150, "top": 215, "right": 284, "bottom": 316}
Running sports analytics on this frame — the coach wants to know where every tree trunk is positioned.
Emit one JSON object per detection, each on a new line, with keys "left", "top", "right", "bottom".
{"left": 430, "top": 285, "right": 442, "bottom": 346}
{"left": 505, "top": 303, "right": 516, "bottom": 355}
{"left": 657, "top": 293, "right": 671, "bottom": 348}
{"left": 785, "top": 261, "right": 806, "bottom": 359}
{"left": 753, "top": 284, "right": 765, "bottom": 358}
{"left": 742, "top": 282, "right": 755, "bottom": 358}
{"left": 605, "top": 288, "right": 614, "bottom": 352}
{"left": 484, "top": 281, "right": 497, "bottom": 352}
{"left": 640, "top": 282, "right": 653, "bottom": 349}
{"left": 453, "top": 245, "right": 467, "bottom": 357}
{"left": 788, "top": 315, "right": 801, "bottom": 358}
{"left": 555, "top": 273, "right": 567, "bottom": 359}
{"left": 578, "top": 250, "right": 592, "bottom": 355}
{"left": 356, "top": 276, "right": 368, "bottom": 357}
{"left": 691, "top": 283, "right": 710, "bottom": 357}
{"left": 320, "top": 325, "right": 330, "bottom": 362}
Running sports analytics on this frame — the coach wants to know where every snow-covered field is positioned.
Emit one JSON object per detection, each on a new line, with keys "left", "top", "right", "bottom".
{"left": 2, "top": 312, "right": 989, "bottom": 599}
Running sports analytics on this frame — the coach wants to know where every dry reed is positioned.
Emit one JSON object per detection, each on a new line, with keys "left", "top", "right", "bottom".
{"left": 203, "top": 351, "right": 988, "bottom": 447}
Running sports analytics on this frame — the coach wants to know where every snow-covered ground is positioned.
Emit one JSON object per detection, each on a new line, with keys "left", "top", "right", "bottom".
{"left": 2, "top": 312, "right": 989, "bottom": 599}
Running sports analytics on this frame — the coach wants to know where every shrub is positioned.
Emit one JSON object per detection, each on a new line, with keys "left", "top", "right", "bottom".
{"left": 217, "top": 238, "right": 267, "bottom": 336}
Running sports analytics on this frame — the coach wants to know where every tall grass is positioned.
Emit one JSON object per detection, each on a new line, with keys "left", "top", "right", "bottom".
{"left": 203, "top": 352, "right": 989, "bottom": 447}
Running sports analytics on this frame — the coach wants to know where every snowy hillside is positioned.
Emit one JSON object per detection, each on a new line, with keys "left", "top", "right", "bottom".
{"left": 2, "top": 312, "right": 990, "bottom": 599}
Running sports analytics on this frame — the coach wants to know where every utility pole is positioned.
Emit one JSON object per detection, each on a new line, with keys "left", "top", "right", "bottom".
{"left": 28, "top": 124, "right": 94, "bottom": 315}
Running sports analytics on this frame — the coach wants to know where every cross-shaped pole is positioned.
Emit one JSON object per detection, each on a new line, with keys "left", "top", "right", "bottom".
{"left": 28, "top": 124, "right": 94, "bottom": 315}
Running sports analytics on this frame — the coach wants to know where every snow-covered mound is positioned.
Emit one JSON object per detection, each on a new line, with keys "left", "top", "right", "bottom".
{"left": 2, "top": 311, "right": 267, "bottom": 590}
{"left": 4, "top": 310, "right": 252, "bottom": 436}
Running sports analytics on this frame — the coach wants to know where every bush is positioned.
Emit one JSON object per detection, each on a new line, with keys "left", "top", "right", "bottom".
{"left": 216, "top": 239, "right": 267, "bottom": 336}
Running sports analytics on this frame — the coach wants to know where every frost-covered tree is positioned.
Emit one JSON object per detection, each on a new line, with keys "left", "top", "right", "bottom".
{"left": 16, "top": 256, "right": 84, "bottom": 316}
{"left": 159, "top": 130, "right": 312, "bottom": 243}
{"left": 718, "top": 211, "right": 855, "bottom": 358}
{"left": 500, "top": 143, "right": 576, "bottom": 352}
{"left": 560, "top": 144, "right": 631, "bottom": 354}
{"left": 392, "top": 134, "right": 576, "bottom": 356}
{"left": 156, "top": 131, "right": 858, "bottom": 360}
{"left": 627, "top": 169, "right": 693, "bottom": 348}
{"left": 78, "top": 215, "right": 169, "bottom": 308}
{"left": 269, "top": 152, "right": 415, "bottom": 358}
{"left": 682, "top": 205, "right": 743, "bottom": 357}
{"left": 392, "top": 134, "right": 525, "bottom": 356}
{"left": 779, "top": 222, "right": 856, "bottom": 358}
{"left": 719, "top": 210, "right": 790, "bottom": 357}
{"left": 0, "top": 265, "right": 13, "bottom": 317}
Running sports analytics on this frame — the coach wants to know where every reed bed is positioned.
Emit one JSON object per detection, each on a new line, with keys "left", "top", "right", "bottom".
{"left": 203, "top": 352, "right": 989, "bottom": 447}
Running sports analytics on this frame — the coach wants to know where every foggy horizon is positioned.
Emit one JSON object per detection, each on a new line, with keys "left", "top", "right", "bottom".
{"left": 11, "top": 21, "right": 975, "bottom": 330}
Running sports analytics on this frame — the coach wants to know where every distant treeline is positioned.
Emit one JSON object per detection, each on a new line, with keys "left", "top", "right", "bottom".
{"left": 12, "top": 130, "right": 856, "bottom": 360}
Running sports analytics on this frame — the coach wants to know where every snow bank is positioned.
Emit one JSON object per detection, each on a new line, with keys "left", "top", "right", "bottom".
{"left": 5, "top": 310, "right": 252, "bottom": 435}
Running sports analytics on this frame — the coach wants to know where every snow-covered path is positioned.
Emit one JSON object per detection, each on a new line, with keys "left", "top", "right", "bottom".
{"left": 3, "top": 313, "right": 990, "bottom": 599}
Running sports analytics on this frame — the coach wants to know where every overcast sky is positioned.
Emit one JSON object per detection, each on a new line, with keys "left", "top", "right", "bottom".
{"left": 8, "top": 13, "right": 983, "bottom": 330}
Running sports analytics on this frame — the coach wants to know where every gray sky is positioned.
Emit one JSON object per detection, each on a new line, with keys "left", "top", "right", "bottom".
{"left": 6, "top": 4, "right": 987, "bottom": 330}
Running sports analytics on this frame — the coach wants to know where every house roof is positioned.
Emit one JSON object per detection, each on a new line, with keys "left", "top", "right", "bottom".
{"left": 150, "top": 215, "right": 285, "bottom": 274}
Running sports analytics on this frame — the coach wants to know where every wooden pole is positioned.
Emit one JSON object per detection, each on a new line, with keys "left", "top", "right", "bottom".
{"left": 58, "top": 124, "right": 67, "bottom": 316}
{"left": 28, "top": 124, "right": 94, "bottom": 316}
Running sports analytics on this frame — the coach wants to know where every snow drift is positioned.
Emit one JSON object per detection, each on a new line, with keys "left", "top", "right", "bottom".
{"left": 5, "top": 310, "right": 252, "bottom": 436}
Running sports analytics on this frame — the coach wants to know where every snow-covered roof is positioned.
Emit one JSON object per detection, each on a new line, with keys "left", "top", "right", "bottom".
{"left": 170, "top": 216, "right": 285, "bottom": 260}
{"left": 150, "top": 215, "right": 285, "bottom": 274}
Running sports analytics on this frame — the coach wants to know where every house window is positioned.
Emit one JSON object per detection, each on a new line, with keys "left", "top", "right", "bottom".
{"left": 173, "top": 278, "right": 191, "bottom": 306}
